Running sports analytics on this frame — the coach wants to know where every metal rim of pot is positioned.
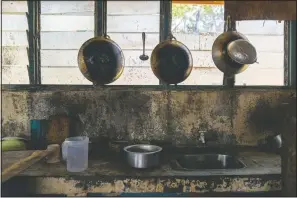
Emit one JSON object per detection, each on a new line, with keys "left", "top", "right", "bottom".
{"left": 211, "top": 15, "right": 250, "bottom": 75}
{"left": 124, "top": 144, "right": 162, "bottom": 154}
{"left": 1, "top": 137, "right": 28, "bottom": 142}
{"left": 77, "top": 1, "right": 125, "bottom": 85}
{"left": 150, "top": 33, "right": 193, "bottom": 85}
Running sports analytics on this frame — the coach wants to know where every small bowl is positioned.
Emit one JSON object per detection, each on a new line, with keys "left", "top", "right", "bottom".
{"left": 1, "top": 137, "right": 28, "bottom": 151}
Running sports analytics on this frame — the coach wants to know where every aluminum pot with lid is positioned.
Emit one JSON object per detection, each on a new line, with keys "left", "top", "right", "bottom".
{"left": 212, "top": 16, "right": 257, "bottom": 75}
{"left": 123, "top": 144, "right": 162, "bottom": 169}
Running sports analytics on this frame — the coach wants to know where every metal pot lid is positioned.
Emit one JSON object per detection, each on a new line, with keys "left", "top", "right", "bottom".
{"left": 227, "top": 39, "right": 257, "bottom": 65}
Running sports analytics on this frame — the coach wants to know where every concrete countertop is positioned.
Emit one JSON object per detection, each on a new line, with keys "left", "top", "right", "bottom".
{"left": 20, "top": 151, "right": 280, "bottom": 177}
{"left": 3, "top": 151, "right": 281, "bottom": 196}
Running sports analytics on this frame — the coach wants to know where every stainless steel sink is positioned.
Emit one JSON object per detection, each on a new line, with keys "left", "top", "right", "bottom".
{"left": 172, "top": 154, "right": 245, "bottom": 170}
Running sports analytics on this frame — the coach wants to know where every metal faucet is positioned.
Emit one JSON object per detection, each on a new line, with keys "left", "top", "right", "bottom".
{"left": 198, "top": 131, "right": 206, "bottom": 144}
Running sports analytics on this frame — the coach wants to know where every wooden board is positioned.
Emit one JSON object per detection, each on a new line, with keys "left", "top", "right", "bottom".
{"left": 2, "top": 151, "right": 36, "bottom": 170}
{"left": 225, "top": 1, "right": 296, "bottom": 21}
{"left": 1, "top": 146, "right": 58, "bottom": 183}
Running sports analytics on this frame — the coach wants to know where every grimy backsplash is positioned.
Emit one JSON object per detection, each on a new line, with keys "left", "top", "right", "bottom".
{"left": 2, "top": 87, "right": 295, "bottom": 146}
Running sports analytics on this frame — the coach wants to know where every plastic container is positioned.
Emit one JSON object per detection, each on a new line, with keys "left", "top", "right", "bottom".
{"left": 62, "top": 136, "right": 89, "bottom": 172}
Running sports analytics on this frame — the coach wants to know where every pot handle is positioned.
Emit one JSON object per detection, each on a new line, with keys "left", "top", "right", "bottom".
{"left": 103, "top": 34, "right": 110, "bottom": 39}
{"left": 225, "top": 15, "right": 234, "bottom": 32}
{"left": 167, "top": 33, "right": 177, "bottom": 41}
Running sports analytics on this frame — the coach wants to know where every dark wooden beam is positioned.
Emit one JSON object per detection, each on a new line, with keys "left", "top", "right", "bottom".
{"left": 225, "top": 1, "right": 296, "bottom": 21}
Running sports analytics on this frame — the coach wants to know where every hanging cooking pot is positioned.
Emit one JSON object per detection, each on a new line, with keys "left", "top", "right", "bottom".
{"left": 212, "top": 16, "right": 252, "bottom": 75}
{"left": 77, "top": 1, "right": 124, "bottom": 85}
{"left": 151, "top": 33, "right": 193, "bottom": 85}
{"left": 77, "top": 35, "right": 124, "bottom": 85}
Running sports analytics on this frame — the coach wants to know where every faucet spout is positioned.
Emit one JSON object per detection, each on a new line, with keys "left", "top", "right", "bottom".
{"left": 198, "top": 131, "right": 206, "bottom": 144}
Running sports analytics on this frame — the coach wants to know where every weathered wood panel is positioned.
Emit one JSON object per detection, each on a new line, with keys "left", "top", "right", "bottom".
{"left": 2, "top": 14, "right": 28, "bottom": 31}
{"left": 2, "top": 1, "right": 28, "bottom": 13}
{"left": 41, "top": 68, "right": 91, "bottom": 85}
{"left": 110, "top": 67, "right": 159, "bottom": 85}
{"left": 40, "top": 49, "right": 215, "bottom": 67}
{"left": 236, "top": 21, "right": 284, "bottom": 35}
{"left": 3, "top": 32, "right": 284, "bottom": 52}
{"left": 179, "top": 68, "right": 223, "bottom": 85}
{"left": 39, "top": 49, "right": 284, "bottom": 69}
{"left": 40, "top": 67, "right": 159, "bottom": 85}
{"left": 2, "top": 32, "right": 28, "bottom": 47}
{"left": 39, "top": 66, "right": 285, "bottom": 86}
{"left": 2, "top": 66, "right": 30, "bottom": 84}
{"left": 225, "top": 1, "right": 296, "bottom": 20}
{"left": 2, "top": 47, "right": 29, "bottom": 66}
{"left": 107, "top": 1, "right": 160, "bottom": 15}
{"left": 40, "top": 16, "right": 94, "bottom": 31}
{"left": 199, "top": 35, "right": 284, "bottom": 52}
{"left": 235, "top": 68, "right": 284, "bottom": 86}
{"left": 107, "top": 15, "right": 160, "bottom": 33}
{"left": 41, "top": 1, "right": 94, "bottom": 14}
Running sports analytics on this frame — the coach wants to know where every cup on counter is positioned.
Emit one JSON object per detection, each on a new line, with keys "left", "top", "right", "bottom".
{"left": 30, "top": 119, "right": 48, "bottom": 150}
{"left": 62, "top": 136, "right": 89, "bottom": 172}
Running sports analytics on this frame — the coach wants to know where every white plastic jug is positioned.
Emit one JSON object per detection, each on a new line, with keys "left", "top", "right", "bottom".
{"left": 62, "top": 136, "right": 89, "bottom": 172}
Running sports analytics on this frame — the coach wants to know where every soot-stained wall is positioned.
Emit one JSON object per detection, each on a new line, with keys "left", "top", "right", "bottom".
{"left": 1, "top": 87, "right": 295, "bottom": 146}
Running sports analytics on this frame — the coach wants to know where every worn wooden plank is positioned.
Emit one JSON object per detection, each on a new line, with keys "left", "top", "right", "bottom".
{"left": 40, "top": 49, "right": 214, "bottom": 67}
{"left": 38, "top": 32, "right": 159, "bottom": 50}
{"left": 2, "top": 151, "right": 35, "bottom": 170}
{"left": 40, "top": 67, "right": 160, "bottom": 85}
{"left": 40, "top": 15, "right": 159, "bottom": 32}
{"left": 107, "top": 1, "right": 160, "bottom": 15}
{"left": 2, "top": 14, "right": 28, "bottom": 31}
{"left": 110, "top": 67, "right": 159, "bottom": 85}
{"left": 41, "top": 67, "right": 91, "bottom": 85}
{"left": 40, "top": 1, "right": 160, "bottom": 15}
{"left": 2, "top": 32, "right": 28, "bottom": 47}
{"left": 41, "top": 15, "right": 94, "bottom": 31}
{"left": 199, "top": 35, "right": 284, "bottom": 52}
{"left": 225, "top": 1, "right": 296, "bottom": 20}
{"left": 2, "top": 1, "right": 28, "bottom": 13}
{"left": 235, "top": 68, "right": 284, "bottom": 86}
{"left": 41, "top": 1, "right": 94, "bottom": 14}
{"left": 3, "top": 31, "right": 284, "bottom": 52}
{"left": 2, "top": 145, "right": 59, "bottom": 183}
{"left": 179, "top": 68, "right": 223, "bottom": 85}
{"left": 236, "top": 20, "right": 284, "bottom": 35}
{"left": 2, "top": 47, "right": 29, "bottom": 66}
{"left": 40, "top": 49, "right": 284, "bottom": 69}
{"left": 2, "top": 66, "right": 30, "bottom": 84}
{"left": 40, "top": 66, "right": 285, "bottom": 85}
{"left": 107, "top": 15, "right": 160, "bottom": 33}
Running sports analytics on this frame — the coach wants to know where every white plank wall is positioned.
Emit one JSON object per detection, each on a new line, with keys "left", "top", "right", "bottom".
{"left": 1, "top": 1, "right": 285, "bottom": 85}
{"left": 2, "top": 1, "right": 29, "bottom": 84}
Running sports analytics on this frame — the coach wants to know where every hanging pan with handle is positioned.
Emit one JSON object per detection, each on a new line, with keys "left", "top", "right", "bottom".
{"left": 212, "top": 15, "right": 257, "bottom": 76}
{"left": 150, "top": 33, "right": 193, "bottom": 85}
{"left": 77, "top": 1, "right": 124, "bottom": 85}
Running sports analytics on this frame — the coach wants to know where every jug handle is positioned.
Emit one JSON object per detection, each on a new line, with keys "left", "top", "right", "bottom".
{"left": 62, "top": 141, "right": 69, "bottom": 160}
